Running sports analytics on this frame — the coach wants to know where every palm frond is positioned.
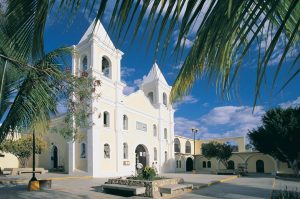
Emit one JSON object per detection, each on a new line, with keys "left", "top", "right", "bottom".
{"left": 0, "top": 47, "right": 71, "bottom": 142}
{"left": 70, "top": 0, "right": 299, "bottom": 105}
{"left": 0, "top": 0, "right": 54, "bottom": 61}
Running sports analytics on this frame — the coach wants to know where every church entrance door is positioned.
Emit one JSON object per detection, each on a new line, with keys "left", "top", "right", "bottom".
{"left": 135, "top": 145, "right": 148, "bottom": 170}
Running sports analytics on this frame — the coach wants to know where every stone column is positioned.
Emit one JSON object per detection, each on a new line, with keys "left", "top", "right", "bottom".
{"left": 68, "top": 141, "right": 75, "bottom": 173}
{"left": 68, "top": 45, "right": 77, "bottom": 174}
{"left": 115, "top": 82, "right": 125, "bottom": 175}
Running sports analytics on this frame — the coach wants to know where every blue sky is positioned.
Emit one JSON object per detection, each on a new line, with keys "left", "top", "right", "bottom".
{"left": 44, "top": 2, "right": 300, "bottom": 140}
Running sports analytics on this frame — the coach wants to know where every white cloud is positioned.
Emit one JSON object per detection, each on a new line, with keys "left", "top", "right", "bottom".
{"left": 200, "top": 106, "right": 264, "bottom": 126}
{"left": 202, "top": 102, "right": 209, "bottom": 107}
{"left": 175, "top": 105, "right": 265, "bottom": 139}
{"left": 175, "top": 117, "right": 205, "bottom": 137}
{"left": 199, "top": 105, "right": 265, "bottom": 137}
{"left": 173, "top": 95, "right": 198, "bottom": 108}
{"left": 0, "top": 0, "right": 7, "bottom": 13}
{"left": 122, "top": 76, "right": 147, "bottom": 95}
{"left": 121, "top": 67, "right": 136, "bottom": 78}
{"left": 279, "top": 96, "right": 300, "bottom": 108}
{"left": 123, "top": 85, "right": 136, "bottom": 95}
{"left": 173, "top": 62, "right": 183, "bottom": 70}
{"left": 133, "top": 75, "right": 147, "bottom": 87}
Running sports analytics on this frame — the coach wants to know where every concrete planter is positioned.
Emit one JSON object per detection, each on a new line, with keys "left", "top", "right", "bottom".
{"left": 106, "top": 177, "right": 183, "bottom": 198}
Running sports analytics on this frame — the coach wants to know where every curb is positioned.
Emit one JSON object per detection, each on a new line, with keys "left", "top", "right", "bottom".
{"left": 0, "top": 176, "right": 93, "bottom": 185}
{"left": 192, "top": 175, "right": 238, "bottom": 190}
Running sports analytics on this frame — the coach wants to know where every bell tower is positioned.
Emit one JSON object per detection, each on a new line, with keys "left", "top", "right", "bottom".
{"left": 141, "top": 63, "right": 172, "bottom": 108}
{"left": 72, "top": 19, "right": 123, "bottom": 83}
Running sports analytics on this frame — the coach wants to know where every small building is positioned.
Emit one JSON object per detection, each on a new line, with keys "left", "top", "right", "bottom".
{"left": 174, "top": 135, "right": 294, "bottom": 174}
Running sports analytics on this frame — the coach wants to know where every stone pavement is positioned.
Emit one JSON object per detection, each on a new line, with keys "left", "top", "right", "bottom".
{"left": 161, "top": 172, "right": 236, "bottom": 184}
{"left": 0, "top": 172, "right": 238, "bottom": 198}
{"left": 175, "top": 175, "right": 275, "bottom": 199}
{"left": 1, "top": 172, "right": 299, "bottom": 199}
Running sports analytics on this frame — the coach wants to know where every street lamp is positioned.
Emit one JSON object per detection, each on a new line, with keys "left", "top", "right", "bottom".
{"left": 30, "top": 129, "right": 37, "bottom": 182}
{"left": 191, "top": 127, "right": 199, "bottom": 174}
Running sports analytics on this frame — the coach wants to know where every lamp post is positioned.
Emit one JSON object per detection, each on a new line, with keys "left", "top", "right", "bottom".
{"left": 191, "top": 127, "right": 199, "bottom": 174}
{"left": 30, "top": 129, "right": 37, "bottom": 182}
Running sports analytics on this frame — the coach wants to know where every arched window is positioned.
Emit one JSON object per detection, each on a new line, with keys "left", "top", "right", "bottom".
{"left": 80, "top": 143, "right": 86, "bottom": 158}
{"left": 164, "top": 151, "right": 168, "bottom": 162}
{"left": 102, "top": 57, "right": 111, "bottom": 78}
{"left": 82, "top": 56, "right": 88, "bottom": 71}
{"left": 147, "top": 92, "right": 154, "bottom": 104}
{"left": 123, "top": 143, "right": 128, "bottom": 159}
{"left": 104, "top": 143, "right": 110, "bottom": 158}
{"left": 163, "top": 92, "right": 167, "bottom": 106}
{"left": 176, "top": 160, "right": 179, "bottom": 168}
{"left": 123, "top": 115, "right": 128, "bottom": 130}
{"left": 203, "top": 161, "right": 207, "bottom": 168}
{"left": 228, "top": 160, "right": 235, "bottom": 170}
{"left": 154, "top": 147, "right": 157, "bottom": 161}
{"left": 179, "top": 160, "right": 181, "bottom": 168}
{"left": 103, "top": 111, "right": 110, "bottom": 127}
{"left": 207, "top": 161, "right": 211, "bottom": 168}
{"left": 174, "top": 138, "right": 181, "bottom": 153}
{"left": 164, "top": 128, "right": 167, "bottom": 140}
{"left": 185, "top": 141, "right": 191, "bottom": 153}
{"left": 153, "top": 124, "right": 157, "bottom": 137}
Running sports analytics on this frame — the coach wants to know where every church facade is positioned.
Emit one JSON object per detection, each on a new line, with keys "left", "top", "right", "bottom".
{"left": 40, "top": 20, "right": 175, "bottom": 177}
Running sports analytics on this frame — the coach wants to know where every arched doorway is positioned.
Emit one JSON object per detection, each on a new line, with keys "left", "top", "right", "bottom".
{"left": 186, "top": 157, "right": 193, "bottom": 171}
{"left": 228, "top": 160, "right": 235, "bottom": 169}
{"left": 51, "top": 145, "right": 58, "bottom": 169}
{"left": 256, "top": 160, "right": 264, "bottom": 173}
{"left": 135, "top": 145, "right": 148, "bottom": 169}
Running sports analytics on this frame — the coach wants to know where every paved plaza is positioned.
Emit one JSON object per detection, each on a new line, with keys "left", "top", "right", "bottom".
{"left": 0, "top": 172, "right": 299, "bottom": 198}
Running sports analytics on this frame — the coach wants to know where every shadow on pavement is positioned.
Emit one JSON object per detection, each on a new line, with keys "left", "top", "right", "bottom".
{"left": 184, "top": 182, "right": 272, "bottom": 199}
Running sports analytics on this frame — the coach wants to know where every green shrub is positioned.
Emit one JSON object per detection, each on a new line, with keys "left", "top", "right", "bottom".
{"left": 142, "top": 166, "right": 156, "bottom": 180}
{"left": 272, "top": 187, "right": 300, "bottom": 199}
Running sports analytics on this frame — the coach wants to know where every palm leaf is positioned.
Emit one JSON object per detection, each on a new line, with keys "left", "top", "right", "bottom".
{"left": 0, "top": 47, "right": 71, "bottom": 142}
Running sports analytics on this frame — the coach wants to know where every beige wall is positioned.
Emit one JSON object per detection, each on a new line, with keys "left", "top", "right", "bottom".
{"left": 0, "top": 152, "right": 19, "bottom": 169}
{"left": 37, "top": 116, "right": 69, "bottom": 171}
{"left": 75, "top": 140, "right": 87, "bottom": 172}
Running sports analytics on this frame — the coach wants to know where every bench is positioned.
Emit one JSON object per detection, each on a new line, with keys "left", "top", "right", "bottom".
{"left": 102, "top": 184, "right": 146, "bottom": 196}
{"left": 159, "top": 184, "right": 193, "bottom": 194}
{"left": 18, "top": 171, "right": 42, "bottom": 175}
{"left": 3, "top": 168, "right": 12, "bottom": 175}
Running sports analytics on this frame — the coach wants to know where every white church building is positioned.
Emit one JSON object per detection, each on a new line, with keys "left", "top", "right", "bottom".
{"left": 35, "top": 20, "right": 176, "bottom": 177}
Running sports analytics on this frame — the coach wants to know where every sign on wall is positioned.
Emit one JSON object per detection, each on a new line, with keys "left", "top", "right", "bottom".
{"left": 136, "top": 121, "right": 147, "bottom": 132}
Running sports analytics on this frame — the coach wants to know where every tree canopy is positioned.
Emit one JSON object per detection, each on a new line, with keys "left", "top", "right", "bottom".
{"left": 0, "top": 134, "right": 46, "bottom": 167}
{"left": 248, "top": 107, "right": 300, "bottom": 174}
{"left": 202, "top": 141, "right": 233, "bottom": 169}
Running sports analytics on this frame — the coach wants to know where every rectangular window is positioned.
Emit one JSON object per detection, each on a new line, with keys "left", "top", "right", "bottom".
{"left": 136, "top": 121, "right": 147, "bottom": 132}
{"left": 154, "top": 148, "right": 157, "bottom": 161}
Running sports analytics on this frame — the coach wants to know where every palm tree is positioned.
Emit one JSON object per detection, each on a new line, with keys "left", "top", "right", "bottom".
{"left": 0, "top": 0, "right": 299, "bottom": 140}
{"left": 60, "top": 0, "right": 300, "bottom": 105}
{"left": 0, "top": 0, "right": 72, "bottom": 142}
